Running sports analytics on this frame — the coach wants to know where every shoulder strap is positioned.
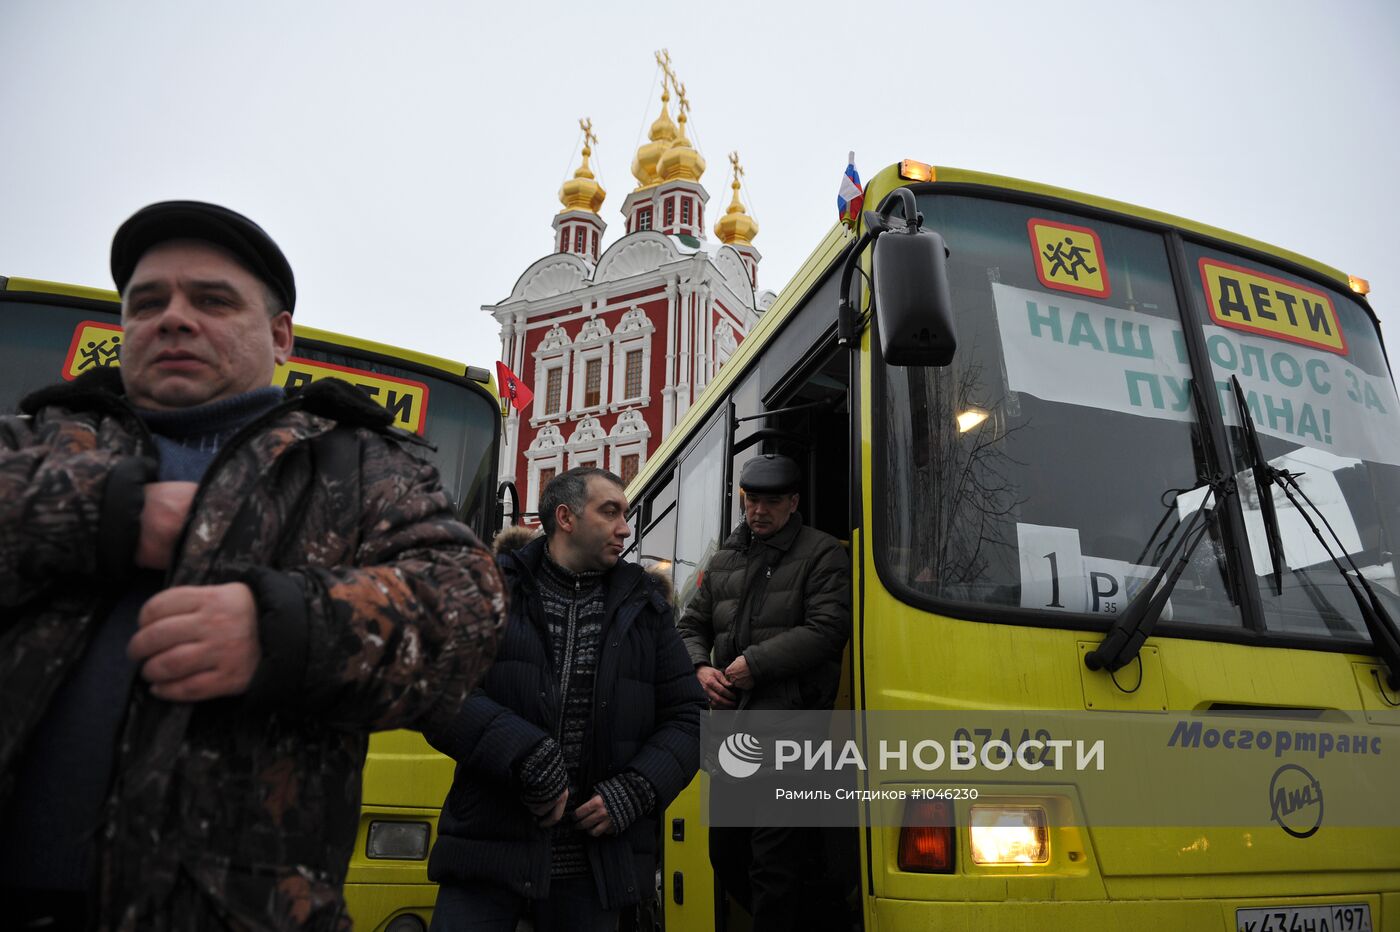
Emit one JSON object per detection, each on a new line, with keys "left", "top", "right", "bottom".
{"left": 315, "top": 424, "right": 361, "bottom": 522}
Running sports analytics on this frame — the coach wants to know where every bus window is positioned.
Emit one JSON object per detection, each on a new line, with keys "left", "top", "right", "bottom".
{"left": 640, "top": 504, "right": 677, "bottom": 587}
{"left": 765, "top": 348, "right": 850, "bottom": 542}
{"left": 643, "top": 464, "right": 678, "bottom": 526}
{"left": 1186, "top": 241, "right": 1400, "bottom": 641}
{"left": 637, "top": 467, "right": 679, "bottom": 584}
{"left": 729, "top": 368, "right": 762, "bottom": 529}
{"left": 674, "top": 415, "right": 726, "bottom": 610}
{"left": 622, "top": 509, "right": 640, "bottom": 563}
{"left": 757, "top": 270, "right": 841, "bottom": 401}
{"left": 876, "top": 195, "right": 1242, "bottom": 627}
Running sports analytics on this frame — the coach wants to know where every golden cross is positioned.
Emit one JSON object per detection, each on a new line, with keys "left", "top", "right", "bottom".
{"left": 579, "top": 117, "right": 596, "bottom": 151}
{"left": 729, "top": 151, "right": 744, "bottom": 182}
{"left": 655, "top": 49, "right": 675, "bottom": 94}
{"left": 676, "top": 82, "right": 690, "bottom": 120}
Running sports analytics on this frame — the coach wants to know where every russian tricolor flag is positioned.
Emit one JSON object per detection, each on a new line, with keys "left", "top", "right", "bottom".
{"left": 837, "top": 151, "right": 864, "bottom": 226}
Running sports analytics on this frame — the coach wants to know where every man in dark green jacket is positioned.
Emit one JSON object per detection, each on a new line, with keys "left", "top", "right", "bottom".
{"left": 677, "top": 454, "right": 851, "bottom": 931}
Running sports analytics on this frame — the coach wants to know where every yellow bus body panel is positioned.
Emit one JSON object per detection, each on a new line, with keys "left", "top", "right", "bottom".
{"left": 341, "top": 671, "right": 455, "bottom": 928}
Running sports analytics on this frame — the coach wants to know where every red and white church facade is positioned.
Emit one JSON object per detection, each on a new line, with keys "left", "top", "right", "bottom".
{"left": 488, "top": 66, "right": 774, "bottom": 517}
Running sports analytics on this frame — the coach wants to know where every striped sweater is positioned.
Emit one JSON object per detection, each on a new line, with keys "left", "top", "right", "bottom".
{"left": 518, "top": 551, "right": 656, "bottom": 878}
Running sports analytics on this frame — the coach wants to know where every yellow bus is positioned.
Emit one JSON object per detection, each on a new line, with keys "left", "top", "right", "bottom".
{"left": 0, "top": 276, "right": 502, "bottom": 932}
{"left": 628, "top": 162, "right": 1400, "bottom": 931}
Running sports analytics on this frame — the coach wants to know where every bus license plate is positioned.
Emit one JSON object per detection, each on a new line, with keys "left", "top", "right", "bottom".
{"left": 1236, "top": 904, "right": 1372, "bottom": 932}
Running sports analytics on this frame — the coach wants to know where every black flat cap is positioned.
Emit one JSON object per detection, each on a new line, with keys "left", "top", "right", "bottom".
{"left": 739, "top": 454, "right": 801, "bottom": 494}
{"left": 111, "top": 201, "right": 296, "bottom": 313}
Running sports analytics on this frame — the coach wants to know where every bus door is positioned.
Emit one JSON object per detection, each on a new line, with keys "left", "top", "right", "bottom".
{"left": 658, "top": 264, "right": 865, "bottom": 932}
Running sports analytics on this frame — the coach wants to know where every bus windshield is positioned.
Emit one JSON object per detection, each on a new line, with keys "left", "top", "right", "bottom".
{"left": 875, "top": 193, "right": 1400, "bottom": 644}
{"left": 0, "top": 293, "right": 501, "bottom": 539}
{"left": 292, "top": 341, "right": 500, "bottom": 537}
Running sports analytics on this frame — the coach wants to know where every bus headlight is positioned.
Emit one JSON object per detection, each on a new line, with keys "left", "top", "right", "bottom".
{"left": 366, "top": 820, "right": 431, "bottom": 860}
{"left": 968, "top": 806, "right": 1049, "bottom": 865}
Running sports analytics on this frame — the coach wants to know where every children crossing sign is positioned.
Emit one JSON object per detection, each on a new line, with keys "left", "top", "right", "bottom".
{"left": 275, "top": 358, "right": 428, "bottom": 434}
{"left": 62, "top": 322, "right": 124, "bottom": 377}
{"left": 1199, "top": 258, "right": 1346, "bottom": 356}
{"left": 1028, "top": 218, "right": 1111, "bottom": 299}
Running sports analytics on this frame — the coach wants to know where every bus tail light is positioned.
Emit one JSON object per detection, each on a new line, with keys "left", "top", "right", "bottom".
{"left": 898, "top": 799, "right": 955, "bottom": 872}
{"left": 968, "top": 805, "right": 1049, "bottom": 865}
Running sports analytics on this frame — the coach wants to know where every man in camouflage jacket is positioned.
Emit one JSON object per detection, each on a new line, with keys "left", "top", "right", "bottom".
{"left": 0, "top": 202, "right": 505, "bottom": 930}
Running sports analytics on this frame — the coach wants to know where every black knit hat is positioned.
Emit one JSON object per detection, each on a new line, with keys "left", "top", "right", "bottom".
{"left": 739, "top": 454, "right": 801, "bottom": 494}
{"left": 111, "top": 201, "right": 296, "bottom": 312}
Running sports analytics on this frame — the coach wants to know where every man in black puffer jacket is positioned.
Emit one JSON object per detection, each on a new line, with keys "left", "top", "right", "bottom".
{"left": 677, "top": 454, "right": 851, "bottom": 932}
{"left": 427, "top": 467, "right": 703, "bottom": 931}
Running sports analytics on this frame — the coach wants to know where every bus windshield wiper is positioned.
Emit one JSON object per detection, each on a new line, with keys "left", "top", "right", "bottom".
{"left": 1272, "top": 468, "right": 1400, "bottom": 689}
{"left": 1085, "top": 476, "right": 1225, "bottom": 673}
{"left": 1231, "top": 375, "right": 1286, "bottom": 594}
{"left": 1228, "top": 375, "right": 1400, "bottom": 688}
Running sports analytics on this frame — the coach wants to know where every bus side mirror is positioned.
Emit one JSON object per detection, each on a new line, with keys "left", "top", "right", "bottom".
{"left": 837, "top": 187, "right": 957, "bottom": 367}
{"left": 873, "top": 224, "right": 956, "bottom": 367}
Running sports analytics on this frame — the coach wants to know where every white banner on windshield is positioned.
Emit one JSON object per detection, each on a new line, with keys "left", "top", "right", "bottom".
{"left": 991, "top": 283, "right": 1400, "bottom": 467}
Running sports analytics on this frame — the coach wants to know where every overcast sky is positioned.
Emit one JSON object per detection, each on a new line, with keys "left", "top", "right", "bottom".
{"left": 3, "top": 0, "right": 1397, "bottom": 365}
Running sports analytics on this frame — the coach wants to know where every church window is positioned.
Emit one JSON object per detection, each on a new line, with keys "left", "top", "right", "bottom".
{"left": 664, "top": 199, "right": 675, "bottom": 228}
{"left": 584, "top": 358, "right": 602, "bottom": 408}
{"left": 681, "top": 199, "right": 691, "bottom": 225}
{"left": 636, "top": 207, "right": 652, "bottom": 231}
{"left": 544, "top": 367, "right": 563, "bottom": 416}
{"left": 621, "top": 453, "right": 640, "bottom": 484}
{"left": 574, "top": 227, "right": 586, "bottom": 254}
{"left": 625, "top": 349, "right": 644, "bottom": 399}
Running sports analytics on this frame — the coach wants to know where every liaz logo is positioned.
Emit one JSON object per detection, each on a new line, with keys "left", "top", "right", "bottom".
{"left": 1269, "top": 763, "right": 1323, "bottom": 838}
{"left": 717, "top": 733, "right": 764, "bottom": 779}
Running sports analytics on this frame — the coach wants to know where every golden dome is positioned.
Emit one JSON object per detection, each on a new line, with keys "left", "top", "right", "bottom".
{"left": 631, "top": 79, "right": 677, "bottom": 189}
{"left": 655, "top": 83, "right": 705, "bottom": 184}
{"left": 559, "top": 118, "right": 605, "bottom": 214}
{"left": 715, "top": 152, "right": 758, "bottom": 245}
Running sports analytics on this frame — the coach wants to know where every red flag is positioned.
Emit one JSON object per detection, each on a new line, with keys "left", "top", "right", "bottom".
{"left": 495, "top": 362, "right": 534, "bottom": 411}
